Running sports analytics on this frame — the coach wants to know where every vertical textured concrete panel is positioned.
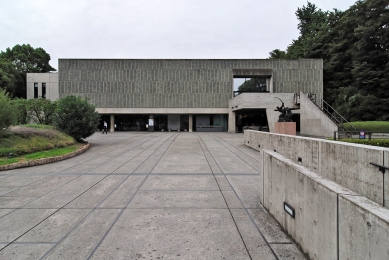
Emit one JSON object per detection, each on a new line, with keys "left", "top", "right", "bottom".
{"left": 59, "top": 59, "right": 323, "bottom": 109}
{"left": 244, "top": 131, "right": 320, "bottom": 173}
{"left": 262, "top": 151, "right": 340, "bottom": 260}
{"left": 339, "top": 194, "right": 389, "bottom": 259}
{"left": 321, "top": 142, "right": 384, "bottom": 206}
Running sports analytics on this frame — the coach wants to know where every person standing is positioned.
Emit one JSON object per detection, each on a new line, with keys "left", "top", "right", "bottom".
{"left": 102, "top": 121, "right": 108, "bottom": 134}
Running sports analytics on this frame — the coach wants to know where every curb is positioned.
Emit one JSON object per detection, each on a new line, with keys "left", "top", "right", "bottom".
{"left": 0, "top": 143, "right": 90, "bottom": 171}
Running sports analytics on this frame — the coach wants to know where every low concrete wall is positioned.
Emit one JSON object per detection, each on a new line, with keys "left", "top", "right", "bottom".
{"left": 245, "top": 130, "right": 389, "bottom": 208}
{"left": 262, "top": 150, "right": 389, "bottom": 260}
{"left": 338, "top": 194, "right": 389, "bottom": 259}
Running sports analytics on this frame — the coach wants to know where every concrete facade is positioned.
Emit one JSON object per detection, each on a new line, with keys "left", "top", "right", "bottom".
{"left": 26, "top": 72, "right": 59, "bottom": 101}
{"left": 28, "top": 59, "right": 325, "bottom": 133}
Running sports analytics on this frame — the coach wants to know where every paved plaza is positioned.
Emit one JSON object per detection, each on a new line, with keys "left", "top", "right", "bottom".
{"left": 0, "top": 132, "right": 306, "bottom": 259}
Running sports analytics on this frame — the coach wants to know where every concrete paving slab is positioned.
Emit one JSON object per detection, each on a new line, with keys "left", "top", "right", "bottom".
{"left": 87, "top": 161, "right": 129, "bottom": 174}
{"left": 0, "top": 187, "right": 20, "bottom": 196}
{"left": 0, "top": 196, "right": 37, "bottom": 208}
{"left": 128, "top": 190, "right": 227, "bottom": 208}
{"left": 58, "top": 164, "right": 99, "bottom": 174}
{"left": 152, "top": 155, "right": 212, "bottom": 173}
{"left": 23, "top": 175, "right": 106, "bottom": 209}
{"left": 221, "top": 190, "right": 244, "bottom": 209}
{"left": 113, "top": 162, "right": 142, "bottom": 173}
{"left": 0, "top": 132, "right": 306, "bottom": 259}
{"left": 65, "top": 175, "right": 127, "bottom": 209}
{"left": 97, "top": 176, "right": 145, "bottom": 208}
{"left": 5, "top": 176, "right": 78, "bottom": 197}
{"left": 0, "top": 209, "right": 14, "bottom": 218}
{"left": 41, "top": 209, "right": 121, "bottom": 260}
{"left": 133, "top": 155, "right": 164, "bottom": 173}
{"left": 0, "top": 243, "right": 54, "bottom": 260}
{"left": 230, "top": 209, "right": 278, "bottom": 259}
{"left": 89, "top": 209, "right": 250, "bottom": 260}
{"left": 215, "top": 176, "right": 233, "bottom": 190}
{"left": 271, "top": 244, "right": 307, "bottom": 260}
{"left": 248, "top": 208, "right": 292, "bottom": 244}
{"left": 140, "top": 175, "right": 219, "bottom": 191}
{"left": 17, "top": 209, "right": 91, "bottom": 242}
{"left": 214, "top": 156, "right": 259, "bottom": 174}
{"left": 0, "top": 209, "right": 56, "bottom": 246}
{"left": 80, "top": 155, "right": 118, "bottom": 165}
{"left": 0, "top": 176, "right": 46, "bottom": 188}
{"left": 227, "top": 175, "right": 262, "bottom": 208}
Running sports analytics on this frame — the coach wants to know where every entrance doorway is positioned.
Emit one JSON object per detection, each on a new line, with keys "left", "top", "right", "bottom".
{"left": 236, "top": 109, "right": 268, "bottom": 132}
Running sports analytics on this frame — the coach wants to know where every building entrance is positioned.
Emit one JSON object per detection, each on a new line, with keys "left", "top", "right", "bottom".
{"left": 236, "top": 109, "right": 268, "bottom": 132}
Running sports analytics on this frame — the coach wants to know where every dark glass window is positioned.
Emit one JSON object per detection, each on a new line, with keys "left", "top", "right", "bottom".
{"left": 34, "top": 83, "right": 38, "bottom": 98}
{"left": 42, "top": 83, "right": 46, "bottom": 98}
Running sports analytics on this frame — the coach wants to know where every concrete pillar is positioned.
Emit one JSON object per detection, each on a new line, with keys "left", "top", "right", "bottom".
{"left": 189, "top": 115, "right": 193, "bottom": 132}
{"left": 110, "top": 114, "right": 115, "bottom": 132}
{"left": 228, "top": 111, "right": 235, "bottom": 133}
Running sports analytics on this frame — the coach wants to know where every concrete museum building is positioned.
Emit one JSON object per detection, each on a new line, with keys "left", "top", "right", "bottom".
{"left": 27, "top": 59, "right": 337, "bottom": 137}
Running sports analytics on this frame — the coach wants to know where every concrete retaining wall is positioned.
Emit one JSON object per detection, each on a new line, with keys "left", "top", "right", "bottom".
{"left": 245, "top": 130, "right": 389, "bottom": 208}
{"left": 262, "top": 150, "right": 389, "bottom": 259}
{"left": 300, "top": 92, "right": 338, "bottom": 137}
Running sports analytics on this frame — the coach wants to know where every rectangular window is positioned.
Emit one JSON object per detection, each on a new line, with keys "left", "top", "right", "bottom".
{"left": 34, "top": 83, "right": 38, "bottom": 98}
{"left": 42, "top": 83, "right": 46, "bottom": 98}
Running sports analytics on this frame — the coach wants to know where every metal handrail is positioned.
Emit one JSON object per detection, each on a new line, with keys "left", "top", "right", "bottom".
{"left": 321, "top": 99, "right": 357, "bottom": 132}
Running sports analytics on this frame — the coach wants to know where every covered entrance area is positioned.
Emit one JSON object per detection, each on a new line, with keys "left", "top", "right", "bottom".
{"left": 235, "top": 109, "right": 268, "bottom": 133}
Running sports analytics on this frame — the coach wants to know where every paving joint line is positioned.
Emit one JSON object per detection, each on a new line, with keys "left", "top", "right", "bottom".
{"left": 195, "top": 133, "right": 253, "bottom": 260}
{"left": 197, "top": 133, "right": 279, "bottom": 260}
{"left": 86, "top": 132, "right": 180, "bottom": 259}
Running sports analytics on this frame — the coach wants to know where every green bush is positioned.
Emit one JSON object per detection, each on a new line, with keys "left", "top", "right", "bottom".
{"left": 53, "top": 95, "right": 99, "bottom": 141}
{"left": 338, "top": 139, "right": 389, "bottom": 148}
{"left": 0, "top": 90, "right": 17, "bottom": 134}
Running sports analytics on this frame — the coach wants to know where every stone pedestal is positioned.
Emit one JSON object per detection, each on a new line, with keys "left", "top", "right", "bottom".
{"left": 274, "top": 122, "right": 296, "bottom": 135}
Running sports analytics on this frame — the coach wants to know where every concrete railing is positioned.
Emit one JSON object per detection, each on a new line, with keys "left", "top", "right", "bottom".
{"left": 244, "top": 130, "right": 389, "bottom": 208}
{"left": 261, "top": 150, "right": 389, "bottom": 260}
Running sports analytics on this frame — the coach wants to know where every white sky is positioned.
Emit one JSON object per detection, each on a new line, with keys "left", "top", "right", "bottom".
{"left": 1, "top": 0, "right": 357, "bottom": 70}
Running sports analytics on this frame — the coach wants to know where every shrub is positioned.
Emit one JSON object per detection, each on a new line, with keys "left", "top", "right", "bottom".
{"left": 53, "top": 95, "right": 100, "bottom": 141}
{"left": 338, "top": 139, "right": 389, "bottom": 148}
{"left": 0, "top": 90, "right": 17, "bottom": 134}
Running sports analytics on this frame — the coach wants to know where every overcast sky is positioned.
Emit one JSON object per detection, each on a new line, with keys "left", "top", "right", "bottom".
{"left": 1, "top": 0, "right": 357, "bottom": 70}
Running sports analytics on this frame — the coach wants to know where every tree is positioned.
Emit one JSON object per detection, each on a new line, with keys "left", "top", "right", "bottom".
{"left": 53, "top": 95, "right": 100, "bottom": 141}
{"left": 0, "top": 58, "right": 20, "bottom": 94}
{"left": 269, "top": 49, "right": 287, "bottom": 59}
{"left": 0, "top": 44, "right": 56, "bottom": 98}
{"left": 23, "top": 98, "right": 57, "bottom": 125}
{"left": 0, "top": 90, "right": 17, "bottom": 135}
{"left": 237, "top": 78, "right": 267, "bottom": 92}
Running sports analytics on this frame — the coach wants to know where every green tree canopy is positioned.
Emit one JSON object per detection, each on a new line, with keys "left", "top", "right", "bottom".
{"left": 0, "top": 44, "right": 56, "bottom": 98}
{"left": 268, "top": 0, "right": 389, "bottom": 121}
{"left": 0, "top": 58, "right": 20, "bottom": 94}
{"left": 237, "top": 78, "right": 268, "bottom": 92}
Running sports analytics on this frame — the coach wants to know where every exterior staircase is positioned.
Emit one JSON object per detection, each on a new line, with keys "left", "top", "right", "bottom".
{"left": 294, "top": 93, "right": 357, "bottom": 134}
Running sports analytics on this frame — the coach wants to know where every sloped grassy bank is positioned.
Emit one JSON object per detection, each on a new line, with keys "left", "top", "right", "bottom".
{"left": 0, "top": 124, "right": 83, "bottom": 166}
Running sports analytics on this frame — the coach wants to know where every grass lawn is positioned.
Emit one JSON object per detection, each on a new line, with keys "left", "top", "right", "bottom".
{"left": 0, "top": 125, "right": 80, "bottom": 166}
{"left": 344, "top": 121, "right": 389, "bottom": 132}
{"left": 0, "top": 144, "right": 83, "bottom": 166}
